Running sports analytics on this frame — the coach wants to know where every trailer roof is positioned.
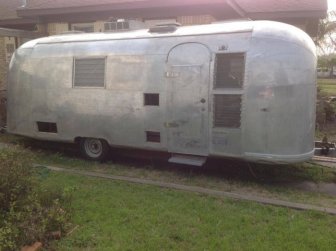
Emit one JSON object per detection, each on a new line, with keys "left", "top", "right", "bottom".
{"left": 20, "top": 20, "right": 314, "bottom": 54}
{"left": 22, "top": 21, "right": 254, "bottom": 48}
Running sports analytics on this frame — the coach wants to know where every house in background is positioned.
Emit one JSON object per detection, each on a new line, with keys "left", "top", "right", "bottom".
{"left": 0, "top": 0, "right": 329, "bottom": 93}
{"left": 0, "top": 0, "right": 40, "bottom": 93}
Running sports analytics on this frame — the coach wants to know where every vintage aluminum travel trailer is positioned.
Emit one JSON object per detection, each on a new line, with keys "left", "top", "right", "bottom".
{"left": 7, "top": 21, "right": 317, "bottom": 166}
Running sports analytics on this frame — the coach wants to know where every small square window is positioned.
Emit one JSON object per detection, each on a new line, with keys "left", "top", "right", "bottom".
{"left": 6, "top": 44, "right": 15, "bottom": 54}
{"left": 215, "top": 53, "right": 245, "bottom": 89}
{"left": 117, "top": 22, "right": 123, "bottom": 30}
{"left": 146, "top": 131, "right": 160, "bottom": 143}
{"left": 124, "top": 22, "right": 130, "bottom": 30}
{"left": 144, "top": 93, "right": 159, "bottom": 106}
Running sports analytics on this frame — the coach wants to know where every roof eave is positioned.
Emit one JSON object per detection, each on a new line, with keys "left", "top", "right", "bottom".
{"left": 247, "top": 10, "right": 327, "bottom": 20}
{"left": 0, "top": 17, "right": 39, "bottom": 26}
{"left": 17, "top": 1, "right": 233, "bottom": 18}
{"left": 0, "top": 27, "right": 45, "bottom": 38}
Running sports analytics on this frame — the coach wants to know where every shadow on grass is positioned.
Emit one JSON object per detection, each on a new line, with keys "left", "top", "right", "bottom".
{"left": 11, "top": 136, "right": 336, "bottom": 187}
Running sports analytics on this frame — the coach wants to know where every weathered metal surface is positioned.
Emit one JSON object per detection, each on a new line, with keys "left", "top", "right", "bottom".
{"left": 168, "top": 154, "right": 207, "bottom": 166}
{"left": 7, "top": 21, "right": 317, "bottom": 164}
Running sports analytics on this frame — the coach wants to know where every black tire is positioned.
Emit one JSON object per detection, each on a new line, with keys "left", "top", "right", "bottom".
{"left": 79, "top": 137, "right": 110, "bottom": 161}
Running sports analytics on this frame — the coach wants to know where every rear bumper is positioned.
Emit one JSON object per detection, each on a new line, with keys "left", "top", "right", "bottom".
{"left": 243, "top": 150, "right": 314, "bottom": 164}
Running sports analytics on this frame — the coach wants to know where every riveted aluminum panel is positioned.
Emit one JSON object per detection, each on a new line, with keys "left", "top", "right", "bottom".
{"left": 7, "top": 21, "right": 317, "bottom": 164}
{"left": 166, "top": 42, "right": 211, "bottom": 156}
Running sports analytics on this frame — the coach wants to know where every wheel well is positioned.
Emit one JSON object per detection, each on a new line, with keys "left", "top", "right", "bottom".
{"left": 74, "top": 137, "right": 82, "bottom": 145}
{"left": 74, "top": 137, "right": 110, "bottom": 145}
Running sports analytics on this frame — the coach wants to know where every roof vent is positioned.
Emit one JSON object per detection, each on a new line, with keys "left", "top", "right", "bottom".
{"left": 149, "top": 23, "right": 181, "bottom": 33}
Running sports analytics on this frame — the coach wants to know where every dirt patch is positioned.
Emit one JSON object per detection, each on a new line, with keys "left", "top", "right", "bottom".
{"left": 290, "top": 181, "right": 336, "bottom": 197}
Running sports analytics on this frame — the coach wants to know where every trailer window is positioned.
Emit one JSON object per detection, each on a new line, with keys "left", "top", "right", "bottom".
{"left": 146, "top": 131, "right": 161, "bottom": 143}
{"left": 73, "top": 58, "right": 106, "bottom": 87}
{"left": 213, "top": 95, "right": 241, "bottom": 128}
{"left": 215, "top": 53, "right": 245, "bottom": 88}
{"left": 144, "top": 93, "right": 159, "bottom": 106}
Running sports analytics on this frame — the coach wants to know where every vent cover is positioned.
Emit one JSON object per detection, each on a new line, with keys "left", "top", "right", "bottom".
{"left": 144, "top": 93, "right": 159, "bottom": 106}
{"left": 146, "top": 131, "right": 161, "bottom": 143}
{"left": 214, "top": 95, "right": 241, "bottom": 128}
{"left": 74, "top": 58, "right": 106, "bottom": 87}
{"left": 37, "top": 122, "right": 57, "bottom": 133}
{"left": 149, "top": 23, "right": 181, "bottom": 33}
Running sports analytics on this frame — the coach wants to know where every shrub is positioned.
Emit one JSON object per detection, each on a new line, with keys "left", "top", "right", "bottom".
{"left": 316, "top": 87, "right": 336, "bottom": 129}
{"left": 0, "top": 147, "right": 72, "bottom": 250}
{"left": 324, "top": 101, "right": 336, "bottom": 121}
{"left": 0, "top": 93, "right": 6, "bottom": 128}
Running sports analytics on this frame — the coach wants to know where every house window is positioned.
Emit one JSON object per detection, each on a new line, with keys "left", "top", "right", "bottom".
{"left": 146, "top": 131, "right": 161, "bottom": 143}
{"left": 144, "top": 93, "right": 159, "bottom": 106}
{"left": 5, "top": 38, "right": 16, "bottom": 63}
{"left": 71, "top": 23, "right": 94, "bottom": 33}
{"left": 214, "top": 53, "right": 245, "bottom": 88}
{"left": 213, "top": 94, "right": 242, "bottom": 128}
{"left": 6, "top": 44, "right": 15, "bottom": 54}
{"left": 73, "top": 58, "right": 106, "bottom": 87}
{"left": 104, "top": 20, "right": 130, "bottom": 32}
{"left": 5, "top": 43, "right": 15, "bottom": 63}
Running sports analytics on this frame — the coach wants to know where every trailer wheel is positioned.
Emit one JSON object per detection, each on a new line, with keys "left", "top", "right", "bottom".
{"left": 80, "top": 138, "right": 109, "bottom": 161}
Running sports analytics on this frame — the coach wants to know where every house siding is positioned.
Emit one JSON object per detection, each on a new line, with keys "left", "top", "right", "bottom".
{"left": 0, "top": 37, "right": 6, "bottom": 127}
{"left": 0, "top": 37, "right": 7, "bottom": 91}
{"left": 37, "top": 15, "right": 217, "bottom": 36}
{"left": 177, "top": 15, "right": 216, "bottom": 26}
{"left": 47, "top": 23, "right": 69, "bottom": 35}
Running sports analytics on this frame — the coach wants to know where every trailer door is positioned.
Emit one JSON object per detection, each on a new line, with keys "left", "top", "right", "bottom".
{"left": 166, "top": 43, "right": 210, "bottom": 156}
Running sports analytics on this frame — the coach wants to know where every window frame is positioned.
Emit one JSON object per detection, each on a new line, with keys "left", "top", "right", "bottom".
{"left": 214, "top": 52, "right": 246, "bottom": 89}
{"left": 104, "top": 20, "right": 130, "bottom": 32}
{"left": 71, "top": 23, "right": 95, "bottom": 33}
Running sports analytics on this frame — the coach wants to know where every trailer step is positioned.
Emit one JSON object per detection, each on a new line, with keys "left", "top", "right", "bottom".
{"left": 169, "top": 154, "right": 207, "bottom": 166}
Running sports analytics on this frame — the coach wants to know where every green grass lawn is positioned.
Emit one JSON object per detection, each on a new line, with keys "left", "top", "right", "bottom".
{"left": 44, "top": 171, "right": 336, "bottom": 250}
{"left": 1, "top": 134, "right": 336, "bottom": 209}
{"left": 318, "top": 78, "right": 336, "bottom": 96}
{"left": 2, "top": 134, "right": 336, "bottom": 249}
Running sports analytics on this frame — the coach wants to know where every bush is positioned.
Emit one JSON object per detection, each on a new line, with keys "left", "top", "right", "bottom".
{"left": 0, "top": 92, "right": 6, "bottom": 128}
{"left": 316, "top": 87, "right": 336, "bottom": 129}
{"left": 0, "top": 147, "right": 72, "bottom": 250}
{"left": 324, "top": 101, "right": 336, "bottom": 121}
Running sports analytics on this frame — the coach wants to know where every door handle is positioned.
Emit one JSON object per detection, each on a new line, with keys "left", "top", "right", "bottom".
{"left": 200, "top": 98, "right": 206, "bottom": 104}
